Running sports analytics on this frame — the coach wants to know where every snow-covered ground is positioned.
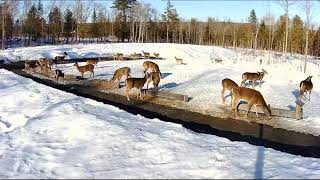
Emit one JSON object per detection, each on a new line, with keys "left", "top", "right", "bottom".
{"left": 2, "top": 43, "right": 317, "bottom": 135}
{"left": 0, "top": 69, "right": 320, "bottom": 178}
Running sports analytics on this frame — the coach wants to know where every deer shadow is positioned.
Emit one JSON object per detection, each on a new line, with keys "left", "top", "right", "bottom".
{"left": 160, "top": 82, "right": 180, "bottom": 89}
{"left": 243, "top": 80, "right": 265, "bottom": 88}
{"left": 161, "top": 73, "right": 172, "bottom": 79}
{"left": 291, "top": 90, "right": 300, "bottom": 100}
{"left": 287, "top": 105, "right": 296, "bottom": 111}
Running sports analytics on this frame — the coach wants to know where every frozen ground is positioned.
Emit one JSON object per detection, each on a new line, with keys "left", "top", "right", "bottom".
{"left": 0, "top": 69, "right": 320, "bottom": 178}
{"left": 5, "top": 43, "right": 316, "bottom": 135}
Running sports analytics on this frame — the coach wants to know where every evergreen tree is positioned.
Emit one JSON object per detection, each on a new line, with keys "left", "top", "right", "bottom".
{"left": 311, "top": 27, "right": 320, "bottom": 56}
{"left": 291, "top": 15, "right": 304, "bottom": 53}
{"left": 24, "top": 5, "right": 42, "bottom": 43}
{"left": 161, "top": 0, "right": 179, "bottom": 43}
{"left": 48, "top": 6, "right": 62, "bottom": 44}
{"left": 64, "top": 9, "right": 75, "bottom": 43}
{"left": 258, "top": 20, "right": 268, "bottom": 49}
{"left": 248, "top": 9, "right": 258, "bottom": 49}
{"left": 91, "top": 8, "right": 99, "bottom": 41}
{"left": 112, "top": 0, "right": 137, "bottom": 42}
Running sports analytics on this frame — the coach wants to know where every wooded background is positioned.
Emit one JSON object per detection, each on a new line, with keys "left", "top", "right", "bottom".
{"left": 1, "top": 0, "right": 320, "bottom": 57}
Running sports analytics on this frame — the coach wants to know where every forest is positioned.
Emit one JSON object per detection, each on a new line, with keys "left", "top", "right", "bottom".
{"left": 1, "top": 0, "right": 319, "bottom": 57}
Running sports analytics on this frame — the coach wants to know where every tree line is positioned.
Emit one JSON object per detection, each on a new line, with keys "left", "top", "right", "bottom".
{"left": 1, "top": 0, "right": 320, "bottom": 57}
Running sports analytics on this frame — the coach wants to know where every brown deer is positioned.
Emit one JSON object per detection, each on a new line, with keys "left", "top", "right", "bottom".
{"left": 125, "top": 73, "right": 150, "bottom": 101}
{"left": 154, "top": 52, "right": 160, "bottom": 59}
{"left": 113, "top": 53, "right": 124, "bottom": 61}
{"left": 130, "top": 53, "right": 139, "bottom": 60}
{"left": 231, "top": 86, "right": 272, "bottom": 119}
{"left": 142, "top": 61, "right": 163, "bottom": 78}
{"left": 146, "top": 72, "right": 161, "bottom": 90}
{"left": 240, "top": 69, "right": 268, "bottom": 89}
{"left": 54, "top": 69, "right": 65, "bottom": 83}
{"left": 86, "top": 58, "right": 99, "bottom": 67}
{"left": 221, "top": 78, "right": 238, "bottom": 105}
{"left": 135, "top": 52, "right": 143, "bottom": 58}
{"left": 142, "top": 50, "right": 150, "bottom": 58}
{"left": 40, "top": 64, "right": 51, "bottom": 76}
{"left": 73, "top": 62, "right": 95, "bottom": 78}
{"left": 299, "top": 76, "right": 313, "bottom": 101}
{"left": 174, "top": 56, "right": 184, "bottom": 64}
{"left": 24, "top": 61, "right": 38, "bottom": 72}
{"left": 111, "top": 67, "right": 131, "bottom": 87}
{"left": 55, "top": 52, "right": 68, "bottom": 61}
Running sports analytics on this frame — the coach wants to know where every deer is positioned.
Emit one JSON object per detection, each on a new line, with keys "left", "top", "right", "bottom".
{"left": 146, "top": 71, "right": 161, "bottom": 91}
{"left": 113, "top": 53, "right": 124, "bottom": 61}
{"left": 73, "top": 62, "right": 95, "bottom": 78}
{"left": 130, "top": 53, "right": 139, "bottom": 60}
{"left": 86, "top": 58, "right": 99, "bottom": 67}
{"left": 142, "top": 61, "right": 163, "bottom": 78}
{"left": 125, "top": 73, "right": 150, "bottom": 101}
{"left": 174, "top": 56, "right": 184, "bottom": 64}
{"left": 24, "top": 61, "right": 38, "bottom": 72}
{"left": 231, "top": 86, "right": 272, "bottom": 119}
{"left": 142, "top": 50, "right": 150, "bottom": 58}
{"left": 55, "top": 52, "right": 68, "bottom": 61}
{"left": 54, "top": 69, "right": 65, "bottom": 83}
{"left": 40, "top": 64, "right": 51, "bottom": 76}
{"left": 111, "top": 67, "right": 131, "bottom": 88}
{"left": 299, "top": 76, "right": 313, "bottom": 101}
{"left": 240, "top": 69, "right": 268, "bottom": 89}
{"left": 134, "top": 52, "right": 143, "bottom": 58}
{"left": 154, "top": 52, "right": 160, "bottom": 59}
{"left": 221, "top": 78, "right": 238, "bottom": 105}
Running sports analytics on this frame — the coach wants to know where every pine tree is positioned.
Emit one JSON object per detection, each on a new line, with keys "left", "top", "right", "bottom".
{"left": 291, "top": 15, "right": 304, "bottom": 53}
{"left": 112, "top": 0, "right": 137, "bottom": 42}
{"left": 91, "top": 8, "right": 99, "bottom": 41}
{"left": 248, "top": 9, "right": 258, "bottom": 49}
{"left": 64, "top": 9, "right": 75, "bottom": 43}
{"left": 258, "top": 20, "right": 268, "bottom": 49}
{"left": 161, "top": 0, "right": 179, "bottom": 43}
{"left": 311, "top": 27, "right": 320, "bottom": 57}
{"left": 48, "top": 7, "right": 62, "bottom": 44}
{"left": 24, "top": 5, "right": 42, "bottom": 44}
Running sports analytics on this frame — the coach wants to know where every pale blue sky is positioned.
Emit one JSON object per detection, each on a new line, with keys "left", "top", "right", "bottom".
{"left": 40, "top": 0, "right": 319, "bottom": 25}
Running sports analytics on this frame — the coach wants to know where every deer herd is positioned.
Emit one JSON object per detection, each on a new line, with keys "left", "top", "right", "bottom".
{"left": 24, "top": 50, "right": 314, "bottom": 120}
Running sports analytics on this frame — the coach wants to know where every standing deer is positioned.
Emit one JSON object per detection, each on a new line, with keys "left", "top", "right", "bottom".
{"left": 146, "top": 72, "right": 161, "bottom": 90}
{"left": 125, "top": 73, "right": 150, "bottom": 101}
{"left": 73, "top": 62, "right": 95, "bottom": 78}
{"left": 113, "top": 53, "right": 124, "bottom": 61}
{"left": 55, "top": 52, "right": 68, "bottom": 61}
{"left": 221, "top": 78, "right": 238, "bottom": 105}
{"left": 111, "top": 67, "right": 131, "bottom": 88}
{"left": 86, "top": 58, "right": 99, "bottom": 67}
{"left": 142, "top": 61, "right": 163, "bottom": 78}
{"left": 154, "top": 52, "right": 160, "bottom": 59}
{"left": 142, "top": 51, "right": 150, "bottom": 58}
{"left": 299, "top": 76, "right": 313, "bottom": 101}
{"left": 232, "top": 86, "right": 272, "bottom": 119}
{"left": 241, "top": 69, "right": 268, "bottom": 88}
{"left": 55, "top": 69, "right": 65, "bottom": 83}
{"left": 174, "top": 56, "right": 184, "bottom": 64}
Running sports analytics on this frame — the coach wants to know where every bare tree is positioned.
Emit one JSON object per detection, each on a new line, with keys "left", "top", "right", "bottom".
{"left": 279, "top": 0, "right": 296, "bottom": 54}
{"left": 302, "top": 0, "right": 313, "bottom": 73}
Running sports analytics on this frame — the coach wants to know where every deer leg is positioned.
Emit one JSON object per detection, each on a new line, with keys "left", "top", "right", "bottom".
{"left": 245, "top": 103, "right": 253, "bottom": 118}
{"left": 126, "top": 89, "right": 131, "bottom": 101}
{"left": 92, "top": 71, "right": 95, "bottom": 78}
{"left": 146, "top": 79, "right": 151, "bottom": 89}
{"left": 255, "top": 105, "right": 259, "bottom": 117}
{"left": 240, "top": 80, "right": 245, "bottom": 87}
{"left": 309, "top": 90, "right": 312, "bottom": 101}
{"left": 253, "top": 80, "right": 256, "bottom": 89}
{"left": 221, "top": 88, "right": 226, "bottom": 104}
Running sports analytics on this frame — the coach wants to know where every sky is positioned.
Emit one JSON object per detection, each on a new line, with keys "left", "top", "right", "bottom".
{"left": 40, "top": 0, "right": 320, "bottom": 25}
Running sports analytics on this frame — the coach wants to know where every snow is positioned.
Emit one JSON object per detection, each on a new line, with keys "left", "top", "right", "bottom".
{"left": 0, "top": 69, "right": 320, "bottom": 178}
{"left": 4, "top": 43, "right": 318, "bottom": 135}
